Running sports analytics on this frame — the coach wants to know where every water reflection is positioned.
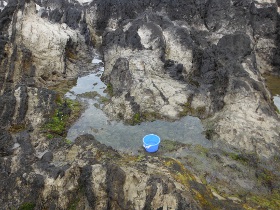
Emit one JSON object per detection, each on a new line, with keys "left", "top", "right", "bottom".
{"left": 274, "top": 96, "right": 280, "bottom": 111}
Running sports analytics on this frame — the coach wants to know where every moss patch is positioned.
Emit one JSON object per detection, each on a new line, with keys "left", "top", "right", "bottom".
{"left": 48, "top": 79, "right": 77, "bottom": 95}
{"left": 105, "top": 83, "right": 114, "bottom": 97}
{"left": 228, "top": 153, "right": 250, "bottom": 165}
{"left": 141, "top": 111, "right": 162, "bottom": 122}
{"left": 179, "top": 100, "right": 206, "bottom": 118}
{"left": 98, "top": 96, "right": 110, "bottom": 104}
{"left": 42, "top": 98, "right": 82, "bottom": 137}
{"left": 44, "top": 110, "right": 66, "bottom": 135}
{"left": 64, "top": 138, "right": 72, "bottom": 145}
{"left": 193, "top": 144, "right": 209, "bottom": 156}
{"left": 68, "top": 197, "right": 80, "bottom": 210}
{"left": 179, "top": 101, "right": 193, "bottom": 117}
{"left": 160, "top": 139, "right": 187, "bottom": 152}
{"left": 256, "top": 168, "right": 276, "bottom": 188}
{"left": 18, "top": 202, "right": 35, "bottom": 210}
{"left": 46, "top": 133, "right": 54, "bottom": 139}
{"left": 164, "top": 157, "right": 195, "bottom": 185}
{"left": 132, "top": 113, "right": 141, "bottom": 124}
{"left": 127, "top": 111, "right": 163, "bottom": 125}
{"left": 119, "top": 154, "right": 147, "bottom": 165}
{"left": 77, "top": 91, "right": 99, "bottom": 99}
{"left": 245, "top": 192, "right": 280, "bottom": 210}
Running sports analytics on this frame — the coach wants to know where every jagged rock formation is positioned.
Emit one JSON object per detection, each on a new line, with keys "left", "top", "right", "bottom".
{"left": 1, "top": 133, "right": 246, "bottom": 209}
{"left": 0, "top": 0, "right": 90, "bottom": 128}
{"left": 88, "top": 0, "right": 280, "bottom": 157}
{"left": 0, "top": 0, "right": 7, "bottom": 11}
{"left": 1, "top": 0, "right": 280, "bottom": 209}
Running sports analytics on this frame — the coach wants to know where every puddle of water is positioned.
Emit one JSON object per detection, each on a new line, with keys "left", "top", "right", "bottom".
{"left": 66, "top": 55, "right": 211, "bottom": 154}
{"left": 92, "top": 58, "right": 103, "bottom": 64}
{"left": 264, "top": 74, "right": 280, "bottom": 111}
{"left": 65, "top": 70, "right": 106, "bottom": 99}
{"left": 274, "top": 96, "right": 280, "bottom": 111}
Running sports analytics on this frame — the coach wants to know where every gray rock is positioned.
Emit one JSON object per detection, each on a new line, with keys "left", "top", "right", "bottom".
{"left": 41, "top": 152, "right": 53, "bottom": 163}
{"left": 0, "top": 0, "right": 279, "bottom": 209}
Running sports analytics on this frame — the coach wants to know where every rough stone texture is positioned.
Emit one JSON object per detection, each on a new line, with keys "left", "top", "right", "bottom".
{"left": 17, "top": 4, "right": 85, "bottom": 83}
{"left": 3, "top": 0, "right": 89, "bottom": 84}
{"left": 0, "top": 134, "right": 245, "bottom": 209}
{"left": 0, "top": 0, "right": 280, "bottom": 209}
{"left": 0, "top": 0, "right": 90, "bottom": 129}
{"left": 93, "top": 0, "right": 280, "bottom": 157}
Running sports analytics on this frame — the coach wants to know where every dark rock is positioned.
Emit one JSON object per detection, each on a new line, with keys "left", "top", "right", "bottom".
{"left": 216, "top": 33, "right": 252, "bottom": 65}
{"left": 0, "top": 129, "right": 13, "bottom": 157}
{"left": 164, "top": 59, "right": 185, "bottom": 81}
{"left": 108, "top": 58, "right": 133, "bottom": 96}
{"left": 106, "top": 163, "right": 127, "bottom": 209}
{"left": 125, "top": 92, "right": 140, "bottom": 114}
{"left": 17, "top": 86, "right": 28, "bottom": 124}
{"left": 31, "top": 174, "right": 45, "bottom": 189}
{"left": 250, "top": 2, "right": 278, "bottom": 38}
{"left": 204, "top": 0, "right": 231, "bottom": 32}
{"left": 79, "top": 165, "right": 97, "bottom": 209}
{"left": 80, "top": 17, "right": 92, "bottom": 46}
{"left": 0, "top": 92, "right": 16, "bottom": 127}
{"left": 64, "top": 7, "right": 82, "bottom": 29}
{"left": 143, "top": 176, "right": 161, "bottom": 209}
{"left": 75, "top": 134, "right": 122, "bottom": 159}
{"left": 41, "top": 152, "right": 53, "bottom": 163}
{"left": 49, "top": 8, "right": 63, "bottom": 23}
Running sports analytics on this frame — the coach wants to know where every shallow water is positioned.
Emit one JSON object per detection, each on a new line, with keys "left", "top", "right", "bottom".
{"left": 264, "top": 74, "right": 280, "bottom": 111}
{"left": 274, "top": 96, "right": 280, "bottom": 111}
{"left": 66, "top": 55, "right": 211, "bottom": 154}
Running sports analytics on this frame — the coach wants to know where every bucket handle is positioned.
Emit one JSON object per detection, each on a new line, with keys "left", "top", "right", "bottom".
{"left": 144, "top": 145, "right": 152, "bottom": 149}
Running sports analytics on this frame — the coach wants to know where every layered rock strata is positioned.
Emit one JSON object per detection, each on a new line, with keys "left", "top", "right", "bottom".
{"left": 0, "top": 0, "right": 280, "bottom": 209}
{"left": 0, "top": 0, "right": 89, "bottom": 128}
{"left": 88, "top": 0, "right": 280, "bottom": 157}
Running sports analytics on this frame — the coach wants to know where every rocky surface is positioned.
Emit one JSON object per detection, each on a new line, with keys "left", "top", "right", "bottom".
{"left": 0, "top": 0, "right": 90, "bottom": 128}
{"left": 0, "top": 0, "right": 280, "bottom": 209}
{"left": 1, "top": 133, "right": 248, "bottom": 209}
{"left": 94, "top": 0, "right": 280, "bottom": 157}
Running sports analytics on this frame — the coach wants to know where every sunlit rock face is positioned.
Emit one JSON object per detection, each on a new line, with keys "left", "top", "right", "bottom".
{"left": 0, "top": 0, "right": 90, "bottom": 127}
{"left": 92, "top": 0, "right": 280, "bottom": 156}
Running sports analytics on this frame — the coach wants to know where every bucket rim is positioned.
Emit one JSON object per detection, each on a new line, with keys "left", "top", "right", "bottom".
{"left": 143, "top": 134, "right": 161, "bottom": 146}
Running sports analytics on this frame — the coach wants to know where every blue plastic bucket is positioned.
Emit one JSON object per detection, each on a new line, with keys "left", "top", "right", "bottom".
{"left": 143, "top": 134, "right": 161, "bottom": 153}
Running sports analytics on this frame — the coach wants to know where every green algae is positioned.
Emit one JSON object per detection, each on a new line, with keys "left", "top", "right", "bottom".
{"left": 18, "top": 203, "right": 35, "bottom": 210}
{"left": 43, "top": 98, "right": 82, "bottom": 137}
{"left": 77, "top": 91, "right": 99, "bottom": 99}
{"left": 244, "top": 192, "right": 280, "bottom": 210}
